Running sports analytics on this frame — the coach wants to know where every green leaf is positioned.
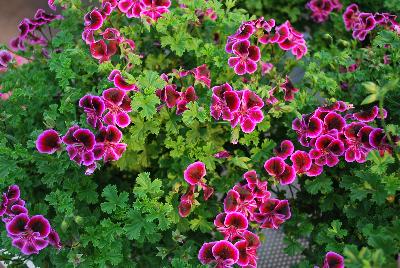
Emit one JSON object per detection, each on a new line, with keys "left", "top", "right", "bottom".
{"left": 131, "top": 93, "right": 160, "bottom": 119}
{"left": 133, "top": 172, "right": 163, "bottom": 199}
{"left": 137, "top": 70, "right": 166, "bottom": 94}
{"left": 101, "top": 185, "right": 129, "bottom": 214}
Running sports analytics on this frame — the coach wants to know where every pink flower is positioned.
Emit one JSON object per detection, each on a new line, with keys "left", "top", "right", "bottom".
{"left": 235, "top": 231, "right": 260, "bottom": 267}
{"left": 102, "top": 88, "right": 132, "bottom": 128}
{"left": 292, "top": 114, "right": 323, "bottom": 146}
{"left": 261, "top": 61, "right": 274, "bottom": 76}
{"left": 90, "top": 40, "right": 118, "bottom": 62}
{"left": 191, "top": 64, "right": 211, "bottom": 88}
{"left": 343, "top": 123, "right": 373, "bottom": 163}
{"left": 6, "top": 214, "right": 51, "bottom": 255}
{"left": 230, "top": 90, "right": 264, "bottom": 133}
{"left": 93, "top": 125, "right": 127, "bottom": 162}
{"left": 0, "top": 50, "right": 13, "bottom": 68}
{"left": 223, "top": 187, "right": 257, "bottom": 219}
{"left": 184, "top": 161, "right": 206, "bottom": 185}
{"left": 281, "top": 76, "right": 299, "bottom": 101}
{"left": 48, "top": 0, "right": 56, "bottom": 10}
{"left": 322, "top": 251, "right": 344, "bottom": 268}
{"left": 198, "top": 240, "right": 239, "bottom": 268}
{"left": 264, "top": 157, "right": 296, "bottom": 185}
{"left": 290, "top": 150, "right": 312, "bottom": 174}
{"left": 108, "top": 69, "right": 138, "bottom": 91}
{"left": 309, "top": 135, "right": 345, "bottom": 167}
{"left": 118, "top": 0, "right": 143, "bottom": 18}
{"left": 140, "top": 0, "right": 171, "bottom": 22}
{"left": 343, "top": 4, "right": 360, "bottom": 31}
{"left": 84, "top": 10, "right": 104, "bottom": 31}
{"left": 228, "top": 40, "right": 261, "bottom": 75}
{"left": 273, "top": 140, "right": 294, "bottom": 159}
{"left": 253, "top": 198, "right": 291, "bottom": 229}
{"left": 213, "top": 150, "right": 231, "bottom": 159}
{"left": 210, "top": 83, "right": 240, "bottom": 121}
{"left": 36, "top": 130, "right": 62, "bottom": 154}
{"left": 79, "top": 95, "right": 105, "bottom": 129}
{"left": 214, "top": 212, "right": 248, "bottom": 240}
{"left": 62, "top": 126, "right": 96, "bottom": 166}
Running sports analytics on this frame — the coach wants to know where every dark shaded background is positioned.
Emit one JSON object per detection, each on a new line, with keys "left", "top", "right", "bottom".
{"left": 0, "top": 0, "right": 50, "bottom": 44}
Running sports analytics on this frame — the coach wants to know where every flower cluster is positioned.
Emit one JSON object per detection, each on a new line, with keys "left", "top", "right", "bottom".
{"left": 198, "top": 170, "right": 291, "bottom": 267}
{"left": 178, "top": 162, "right": 214, "bottom": 217}
{"left": 343, "top": 4, "right": 400, "bottom": 41}
{"left": 0, "top": 50, "right": 13, "bottom": 71}
{"left": 0, "top": 185, "right": 61, "bottom": 255}
{"left": 211, "top": 83, "right": 264, "bottom": 133}
{"left": 10, "top": 9, "right": 62, "bottom": 51}
{"left": 156, "top": 64, "right": 211, "bottom": 114}
{"left": 306, "top": 0, "right": 342, "bottom": 23}
{"left": 82, "top": 2, "right": 137, "bottom": 63}
{"left": 264, "top": 101, "right": 397, "bottom": 186}
{"left": 36, "top": 70, "right": 132, "bottom": 174}
{"left": 226, "top": 17, "right": 307, "bottom": 75}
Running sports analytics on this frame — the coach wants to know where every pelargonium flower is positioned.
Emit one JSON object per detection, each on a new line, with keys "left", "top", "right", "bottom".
{"left": 93, "top": 125, "right": 127, "bottom": 162}
{"left": 178, "top": 185, "right": 195, "bottom": 218}
{"left": 234, "top": 231, "right": 260, "bottom": 267}
{"left": 253, "top": 198, "right": 291, "bottom": 229}
{"left": 79, "top": 95, "right": 105, "bottom": 129}
{"left": 306, "top": 162, "right": 324, "bottom": 177}
{"left": 243, "top": 170, "right": 271, "bottom": 200}
{"left": 191, "top": 64, "right": 211, "bottom": 88}
{"left": 90, "top": 39, "right": 118, "bottom": 62}
{"left": 214, "top": 150, "right": 231, "bottom": 159}
{"left": 280, "top": 76, "right": 299, "bottom": 102}
{"left": 48, "top": 0, "right": 56, "bottom": 10}
{"left": 6, "top": 214, "right": 51, "bottom": 255}
{"left": 84, "top": 9, "right": 104, "bottom": 30}
{"left": 352, "top": 12, "right": 376, "bottom": 41}
{"left": 176, "top": 86, "right": 198, "bottom": 115}
{"left": 223, "top": 187, "right": 257, "bottom": 219}
{"left": 292, "top": 114, "right": 323, "bottom": 146}
{"left": 273, "top": 140, "right": 294, "bottom": 159}
{"left": 343, "top": 4, "right": 360, "bottom": 31}
{"left": 102, "top": 88, "right": 132, "bottom": 128}
{"left": 108, "top": 69, "right": 138, "bottom": 91}
{"left": 140, "top": 0, "right": 171, "bottom": 22}
{"left": 323, "top": 111, "right": 346, "bottom": 135}
{"left": 307, "top": 0, "right": 341, "bottom": 23}
{"left": 183, "top": 161, "right": 213, "bottom": 201}
{"left": 156, "top": 84, "right": 180, "bottom": 108}
{"left": 118, "top": 0, "right": 143, "bottom": 18}
{"left": 214, "top": 212, "right": 248, "bottom": 240}
{"left": 322, "top": 251, "right": 344, "bottom": 268}
{"left": 198, "top": 240, "right": 239, "bottom": 268}
{"left": 228, "top": 40, "right": 261, "bottom": 75}
{"left": 47, "top": 229, "right": 62, "bottom": 250}
{"left": 264, "top": 157, "right": 296, "bottom": 185}
{"left": 290, "top": 150, "right": 312, "bottom": 174}
{"left": 309, "top": 135, "right": 345, "bottom": 167}
{"left": 210, "top": 83, "right": 240, "bottom": 121}
{"left": 352, "top": 105, "right": 380, "bottom": 122}
{"left": 343, "top": 123, "right": 373, "bottom": 163}
{"left": 36, "top": 129, "right": 62, "bottom": 154}
{"left": 0, "top": 50, "right": 13, "bottom": 68}
{"left": 369, "top": 128, "right": 394, "bottom": 156}
{"left": 261, "top": 61, "right": 274, "bottom": 76}
{"left": 230, "top": 90, "right": 264, "bottom": 133}
{"left": 62, "top": 126, "right": 96, "bottom": 166}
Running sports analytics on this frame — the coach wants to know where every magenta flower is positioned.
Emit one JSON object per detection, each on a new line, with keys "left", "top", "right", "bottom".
{"left": 210, "top": 83, "right": 240, "bottom": 120}
{"left": 140, "top": 0, "right": 171, "bottom": 22}
{"left": 213, "top": 150, "right": 231, "bottom": 159}
{"left": 198, "top": 240, "right": 239, "bottom": 267}
{"left": 93, "top": 125, "right": 127, "bottom": 162}
{"left": 102, "top": 88, "right": 132, "bottom": 128}
{"left": 233, "top": 23, "right": 256, "bottom": 40}
{"left": 47, "top": 229, "right": 62, "bottom": 250}
{"left": 323, "top": 111, "right": 346, "bottom": 134}
{"left": 223, "top": 188, "right": 257, "bottom": 219}
{"left": 184, "top": 161, "right": 206, "bottom": 185}
{"left": 343, "top": 4, "right": 360, "bottom": 31}
{"left": 79, "top": 95, "right": 105, "bottom": 129}
{"left": 62, "top": 126, "right": 96, "bottom": 166}
{"left": 253, "top": 198, "right": 291, "bottom": 229}
{"left": 290, "top": 150, "right": 312, "bottom": 174}
{"left": 306, "top": 162, "right": 324, "bottom": 177}
{"left": 292, "top": 114, "right": 323, "bottom": 146}
{"left": 309, "top": 135, "right": 345, "bottom": 167}
{"left": 343, "top": 123, "right": 373, "bottom": 163}
{"left": 84, "top": 9, "right": 104, "bottom": 30}
{"left": 214, "top": 212, "right": 248, "bottom": 240}
{"left": 176, "top": 86, "right": 198, "bottom": 115}
{"left": 281, "top": 76, "right": 299, "bottom": 102}
{"left": 369, "top": 128, "right": 394, "bottom": 156}
{"left": 235, "top": 231, "right": 260, "bottom": 267}
{"left": 307, "top": 0, "right": 340, "bottom": 23}
{"left": 6, "top": 214, "right": 51, "bottom": 255}
{"left": 352, "top": 105, "right": 380, "bottom": 122}
{"left": 90, "top": 39, "right": 118, "bottom": 63}
{"left": 244, "top": 170, "right": 271, "bottom": 200}
{"left": 156, "top": 84, "right": 180, "bottom": 108}
{"left": 352, "top": 12, "right": 376, "bottom": 41}
{"left": 322, "top": 251, "right": 344, "bottom": 268}
{"left": 48, "top": 0, "right": 56, "bottom": 10}
{"left": 178, "top": 185, "right": 195, "bottom": 218}
{"left": 228, "top": 40, "right": 261, "bottom": 75}
{"left": 230, "top": 90, "right": 264, "bottom": 133}
{"left": 108, "top": 69, "right": 138, "bottom": 91}
{"left": 0, "top": 50, "right": 13, "bottom": 68}
{"left": 261, "top": 61, "right": 274, "bottom": 76}
{"left": 82, "top": 29, "right": 95, "bottom": 45}
{"left": 264, "top": 157, "right": 296, "bottom": 185}
{"left": 36, "top": 129, "right": 62, "bottom": 154}
{"left": 191, "top": 64, "right": 211, "bottom": 88}
{"left": 118, "top": 0, "right": 143, "bottom": 18}
{"left": 273, "top": 140, "right": 294, "bottom": 159}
